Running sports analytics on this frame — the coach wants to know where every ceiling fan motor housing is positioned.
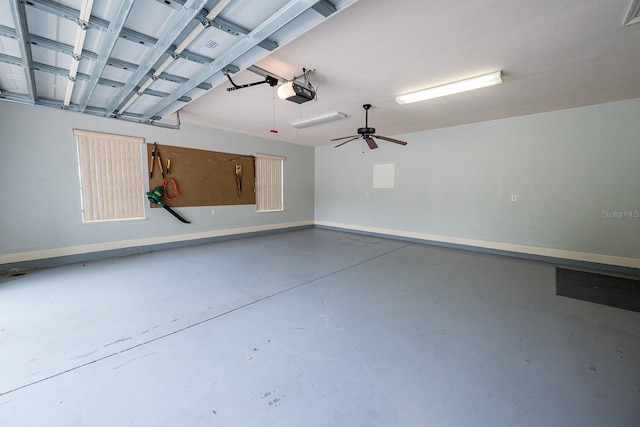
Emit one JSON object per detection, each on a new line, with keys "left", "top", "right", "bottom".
{"left": 358, "top": 127, "right": 376, "bottom": 135}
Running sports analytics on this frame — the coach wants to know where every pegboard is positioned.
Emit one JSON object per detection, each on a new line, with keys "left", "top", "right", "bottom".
{"left": 147, "top": 143, "right": 255, "bottom": 207}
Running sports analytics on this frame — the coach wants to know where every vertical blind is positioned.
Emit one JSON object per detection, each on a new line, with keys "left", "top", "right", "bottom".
{"left": 73, "top": 129, "right": 145, "bottom": 222}
{"left": 255, "top": 153, "right": 285, "bottom": 211}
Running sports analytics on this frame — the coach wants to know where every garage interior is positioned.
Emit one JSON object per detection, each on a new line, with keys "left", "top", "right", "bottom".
{"left": 1, "top": 0, "right": 639, "bottom": 425}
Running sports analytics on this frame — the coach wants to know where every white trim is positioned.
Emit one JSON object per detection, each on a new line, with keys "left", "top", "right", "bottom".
{"left": 3, "top": 220, "right": 638, "bottom": 270}
{"left": 0, "top": 221, "right": 313, "bottom": 264}
{"left": 315, "top": 221, "right": 640, "bottom": 269}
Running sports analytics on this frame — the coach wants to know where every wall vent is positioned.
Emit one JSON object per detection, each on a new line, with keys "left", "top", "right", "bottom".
{"left": 624, "top": 0, "right": 640, "bottom": 26}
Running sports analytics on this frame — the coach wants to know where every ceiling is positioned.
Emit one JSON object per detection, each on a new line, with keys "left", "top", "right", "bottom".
{"left": 2, "top": 0, "right": 640, "bottom": 148}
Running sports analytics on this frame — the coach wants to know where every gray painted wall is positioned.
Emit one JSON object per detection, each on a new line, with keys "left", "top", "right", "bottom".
{"left": 1, "top": 102, "right": 314, "bottom": 261}
{"left": 315, "top": 98, "right": 640, "bottom": 264}
{"left": 3, "top": 98, "right": 639, "bottom": 268}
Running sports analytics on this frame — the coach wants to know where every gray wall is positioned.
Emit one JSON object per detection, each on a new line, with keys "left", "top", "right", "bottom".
{"left": 315, "top": 98, "right": 640, "bottom": 268}
{"left": 1, "top": 102, "right": 314, "bottom": 264}
{"left": 3, "top": 98, "right": 639, "bottom": 269}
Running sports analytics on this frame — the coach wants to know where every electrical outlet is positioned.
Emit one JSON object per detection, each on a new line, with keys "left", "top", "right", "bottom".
{"left": 211, "top": 208, "right": 216, "bottom": 215}
{"left": 511, "top": 194, "right": 517, "bottom": 202}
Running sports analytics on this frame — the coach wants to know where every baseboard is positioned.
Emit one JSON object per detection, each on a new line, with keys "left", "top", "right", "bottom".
{"left": 314, "top": 221, "right": 640, "bottom": 276}
{"left": 4, "top": 220, "right": 638, "bottom": 277}
{"left": 0, "top": 222, "right": 313, "bottom": 274}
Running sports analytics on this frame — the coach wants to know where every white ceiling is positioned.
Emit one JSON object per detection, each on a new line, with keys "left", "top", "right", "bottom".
{"left": 182, "top": 0, "right": 640, "bottom": 147}
{"left": 2, "top": 0, "right": 640, "bottom": 148}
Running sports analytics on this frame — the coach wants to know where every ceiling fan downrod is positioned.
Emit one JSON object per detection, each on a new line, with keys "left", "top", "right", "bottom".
{"left": 359, "top": 104, "right": 375, "bottom": 135}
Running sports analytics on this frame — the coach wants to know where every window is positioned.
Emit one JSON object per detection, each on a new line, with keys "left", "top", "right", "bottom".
{"left": 255, "top": 153, "right": 285, "bottom": 212}
{"left": 73, "top": 129, "right": 145, "bottom": 222}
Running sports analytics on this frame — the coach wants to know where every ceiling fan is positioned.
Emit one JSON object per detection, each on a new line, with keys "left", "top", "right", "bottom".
{"left": 331, "top": 104, "right": 408, "bottom": 149}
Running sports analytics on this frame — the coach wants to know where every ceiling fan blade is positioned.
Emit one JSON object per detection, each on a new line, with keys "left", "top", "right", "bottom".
{"left": 330, "top": 135, "right": 358, "bottom": 141}
{"left": 365, "top": 137, "right": 379, "bottom": 149}
{"left": 334, "top": 137, "right": 360, "bottom": 148}
{"left": 372, "top": 135, "right": 408, "bottom": 146}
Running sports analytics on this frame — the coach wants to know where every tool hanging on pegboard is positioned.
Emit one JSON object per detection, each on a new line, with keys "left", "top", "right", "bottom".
{"left": 235, "top": 164, "right": 242, "bottom": 196}
{"left": 149, "top": 142, "right": 165, "bottom": 179}
{"left": 146, "top": 186, "right": 190, "bottom": 223}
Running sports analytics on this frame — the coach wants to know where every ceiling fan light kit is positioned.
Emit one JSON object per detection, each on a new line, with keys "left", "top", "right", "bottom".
{"left": 395, "top": 71, "right": 503, "bottom": 105}
{"left": 291, "top": 111, "right": 347, "bottom": 128}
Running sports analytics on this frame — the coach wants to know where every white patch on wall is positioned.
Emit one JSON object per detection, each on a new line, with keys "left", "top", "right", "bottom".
{"left": 372, "top": 163, "right": 395, "bottom": 189}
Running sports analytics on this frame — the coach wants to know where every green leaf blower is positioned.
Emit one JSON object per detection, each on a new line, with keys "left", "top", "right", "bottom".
{"left": 146, "top": 186, "right": 190, "bottom": 223}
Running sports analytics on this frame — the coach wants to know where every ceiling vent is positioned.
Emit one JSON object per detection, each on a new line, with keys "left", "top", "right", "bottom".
{"left": 624, "top": 0, "right": 640, "bottom": 25}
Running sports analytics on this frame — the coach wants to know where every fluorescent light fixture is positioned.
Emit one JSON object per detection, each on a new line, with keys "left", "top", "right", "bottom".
{"left": 395, "top": 71, "right": 503, "bottom": 105}
{"left": 291, "top": 111, "right": 346, "bottom": 128}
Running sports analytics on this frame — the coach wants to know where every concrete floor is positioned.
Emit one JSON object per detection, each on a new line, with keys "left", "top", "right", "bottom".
{"left": 1, "top": 228, "right": 639, "bottom": 426}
